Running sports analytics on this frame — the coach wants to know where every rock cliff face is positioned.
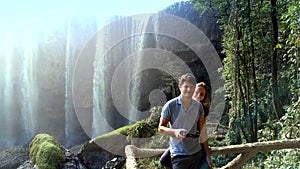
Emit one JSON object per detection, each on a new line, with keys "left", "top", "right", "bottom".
{"left": 163, "top": 1, "right": 222, "bottom": 56}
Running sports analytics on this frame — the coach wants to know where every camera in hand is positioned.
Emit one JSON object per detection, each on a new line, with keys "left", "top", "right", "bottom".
{"left": 180, "top": 131, "right": 200, "bottom": 138}
{"left": 179, "top": 131, "right": 187, "bottom": 136}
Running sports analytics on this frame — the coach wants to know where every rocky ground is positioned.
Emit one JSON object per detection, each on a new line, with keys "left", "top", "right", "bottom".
{"left": 0, "top": 144, "right": 126, "bottom": 169}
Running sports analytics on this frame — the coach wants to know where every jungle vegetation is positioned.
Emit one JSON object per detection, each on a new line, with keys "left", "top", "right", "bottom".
{"left": 137, "top": 0, "right": 299, "bottom": 168}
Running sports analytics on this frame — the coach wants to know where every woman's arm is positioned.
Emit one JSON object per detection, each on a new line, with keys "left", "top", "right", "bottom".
{"left": 199, "top": 117, "right": 213, "bottom": 168}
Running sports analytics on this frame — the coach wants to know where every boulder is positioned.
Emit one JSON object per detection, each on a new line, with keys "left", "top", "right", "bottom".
{"left": 0, "top": 146, "right": 29, "bottom": 169}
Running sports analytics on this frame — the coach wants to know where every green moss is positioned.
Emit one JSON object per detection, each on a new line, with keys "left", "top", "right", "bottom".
{"left": 128, "top": 120, "right": 156, "bottom": 138}
{"left": 29, "top": 133, "right": 64, "bottom": 169}
{"left": 36, "top": 142, "right": 64, "bottom": 169}
{"left": 97, "top": 124, "right": 133, "bottom": 139}
{"left": 127, "top": 106, "right": 162, "bottom": 138}
{"left": 29, "top": 134, "right": 56, "bottom": 162}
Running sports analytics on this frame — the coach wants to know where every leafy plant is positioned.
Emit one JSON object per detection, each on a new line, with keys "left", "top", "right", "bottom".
{"left": 280, "top": 98, "right": 300, "bottom": 139}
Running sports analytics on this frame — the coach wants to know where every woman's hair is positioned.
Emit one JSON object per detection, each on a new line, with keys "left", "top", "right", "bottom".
{"left": 196, "top": 82, "right": 210, "bottom": 117}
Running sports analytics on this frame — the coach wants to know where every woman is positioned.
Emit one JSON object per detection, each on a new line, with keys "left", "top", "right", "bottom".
{"left": 193, "top": 82, "right": 210, "bottom": 169}
{"left": 159, "top": 82, "right": 211, "bottom": 169}
{"left": 193, "top": 82, "right": 210, "bottom": 118}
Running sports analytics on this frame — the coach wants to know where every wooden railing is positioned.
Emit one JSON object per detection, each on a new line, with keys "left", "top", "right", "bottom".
{"left": 125, "top": 139, "right": 300, "bottom": 169}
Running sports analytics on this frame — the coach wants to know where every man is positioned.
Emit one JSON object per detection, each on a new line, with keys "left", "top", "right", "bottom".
{"left": 158, "top": 73, "right": 212, "bottom": 169}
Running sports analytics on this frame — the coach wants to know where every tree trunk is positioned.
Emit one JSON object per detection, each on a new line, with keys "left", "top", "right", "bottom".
{"left": 247, "top": 0, "right": 258, "bottom": 142}
{"left": 271, "top": 0, "right": 284, "bottom": 119}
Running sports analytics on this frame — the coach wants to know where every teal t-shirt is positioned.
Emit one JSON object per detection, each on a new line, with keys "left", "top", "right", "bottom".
{"left": 161, "top": 96, "right": 204, "bottom": 156}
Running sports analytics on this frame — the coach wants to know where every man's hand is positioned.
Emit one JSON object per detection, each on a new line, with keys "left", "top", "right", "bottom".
{"left": 174, "top": 129, "right": 187, "bottom": 140}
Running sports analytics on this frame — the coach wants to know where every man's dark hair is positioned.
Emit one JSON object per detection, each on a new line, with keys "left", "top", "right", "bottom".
{"left": 178, "top": 73, "right": 197, "bottom": 86}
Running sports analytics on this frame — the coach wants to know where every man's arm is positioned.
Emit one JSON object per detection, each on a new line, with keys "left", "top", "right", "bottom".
{"left": 158, "top": 117, "right": 187, "bottom": 140}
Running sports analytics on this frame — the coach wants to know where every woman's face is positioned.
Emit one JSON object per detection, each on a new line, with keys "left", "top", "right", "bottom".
{"left": 193, "top": 86, "right": 206, "bottom": 102}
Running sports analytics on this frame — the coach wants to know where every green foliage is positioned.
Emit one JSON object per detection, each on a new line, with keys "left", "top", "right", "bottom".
{"left": 114, "top": 0, "right": 299, "bottom": 167}
{"left": 279, "top": 0, "right": 300, "bottom": 105}
{"left": 128, "top": 106, "right": 167, "bottom": 168}
{"left": 208, "top": 135, "right": 237, "bottom": 167}
{"left": 127, "top": 106, "right": 162, "bottom": 138}
{"left": 193, "top": 0, "right": 299, "bottom": 142}
{"left": 29, "top": 133, "right": 64, "bottom": 169}
{"left": 257, "top": 120, "right": 282, "bottom": 142}
{"left": 226, "top": 118, "right": 242, "bottom": 145}
{"left": 191, "top": 0, "right": 299, "bottom": 167}
{"left": 244, "top": 149, "right": 300, "bottom": 169}
{"left": 279, "top": 99, "right": 300, "bottom": 139}
{"left": 128, "top": 120, "right": 156, "bottom": 138}
{"left": 247, "top": 99, "right": 300, "bottom": 167}
{"left": 242, "top": 153, "right": 268, "bottom": 169}
{"left": 142, "top": 134, "right": 169, "bottom": 149}
{"left": 262, "top": 149, "right": 300, "bottom": 169}
{"left": 137, "top": 156, "right": 165, "bottom": 169}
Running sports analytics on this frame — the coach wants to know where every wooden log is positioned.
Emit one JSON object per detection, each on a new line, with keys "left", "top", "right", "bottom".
{"left": 125, "top": 139, "right": 300, "bottom": 169}
{"left": 211, "top": 139, "right": 300, "bottom": 155}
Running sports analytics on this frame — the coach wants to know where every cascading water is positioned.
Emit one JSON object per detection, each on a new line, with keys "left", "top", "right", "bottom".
{"left": 0, "top": 2, "right": 224, "bottom": 151}
{"left": 91, "top": 16, "right": 154, "bottom": 133}
{"left": 20, "top": 32, "right": 37, "bottom": 143}
{"left": 0, "top": 18, "right": 95, "bottom": 150}
{"left": 0, "top": 28, "right": 38, "bottom": 148}
{"left": 64, "top": 16, "right": 99, "bottom": 146}
{"left": 91, "top": 17, "right": 143, "bottom": 137}
{"left": 64, "top": 18, "right": 76, "bottom": 147}
{"left": 92, "top": 34, "right": 107, "bottom": 138}
{"left": 0, "top": 32, "right": 14, "bottom": 147}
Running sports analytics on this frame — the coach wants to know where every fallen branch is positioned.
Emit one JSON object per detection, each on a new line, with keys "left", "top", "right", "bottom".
{"left": 125, "top": 139, "right": 300, "bottom": 169}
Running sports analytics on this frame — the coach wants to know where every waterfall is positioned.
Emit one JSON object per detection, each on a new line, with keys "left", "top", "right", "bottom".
{"left": 64, "top": 18, "right": 75, "bottom": 147}
{"left": 0, "top": 31, "right": 14, "bottom": 147}
{"left": 0, "top": 10, "right": 224, "bottom": 151}
{"left": 92, "top": 44, "right": 107, "bottom": 138}
{"left": 0, "top": 28, "right": 38, "bottom": 148}
{"left": 91, "top": 15, "right": 152, "bottom": 137}
{"left": 65, "top": 16, "right": 98, "bottom": 146}
{"left": 20, "top": 32, "right": 37, "bottom": 142}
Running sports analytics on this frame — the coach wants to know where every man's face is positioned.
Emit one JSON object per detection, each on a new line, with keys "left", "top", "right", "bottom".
{"left": 179, "top": 81, "right": 195, "bottom": 98}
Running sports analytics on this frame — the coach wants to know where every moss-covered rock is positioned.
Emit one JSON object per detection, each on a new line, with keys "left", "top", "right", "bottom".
{"left": 29, "top": 133, "right": 64, "bottom": 169}
{"left": 78, "top": 106, "right": 163, "bottom": 168}
{"left": 127, "top": 106, "right": 162, "bottom": 138}
{"left": 29, "top": 133, "right": 56, "bottom": 163}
